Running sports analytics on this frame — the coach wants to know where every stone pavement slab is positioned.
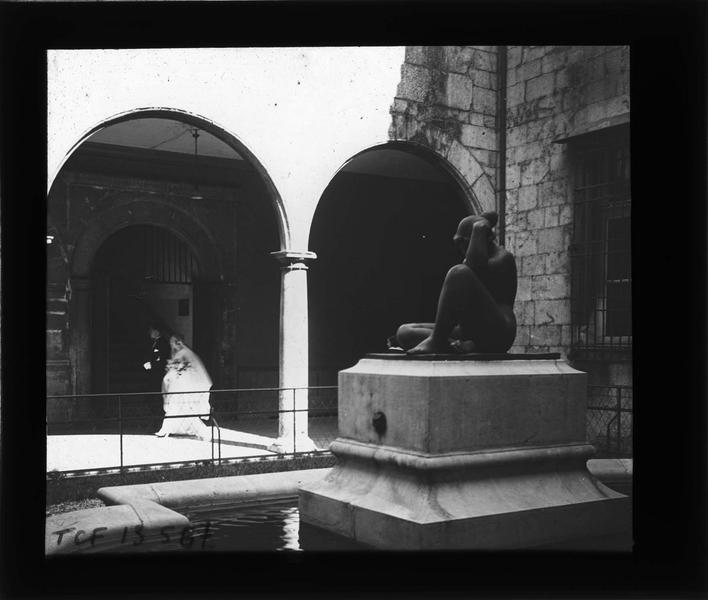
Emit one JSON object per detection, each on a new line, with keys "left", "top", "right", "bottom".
{"left": 47, "top": 416, "right": 339, "bottom": 472}
{"left": 47, "top": 434, "right": 275, "bottom": 472}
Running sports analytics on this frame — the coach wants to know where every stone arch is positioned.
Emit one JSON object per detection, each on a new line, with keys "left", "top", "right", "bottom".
{"left": 52, "top": 107, "right": 291, "bottom": 251}
{"left": 65, "top": 197, "right": 226, "bottom": 395}
{"left": 387, "top": 119, "right": 497, "bottom": 215}
{"left": 307, "top": 138, "right": 490, "bottom": 246}
{"left": 71, "top": 196, "right": 222, "bottom": 282}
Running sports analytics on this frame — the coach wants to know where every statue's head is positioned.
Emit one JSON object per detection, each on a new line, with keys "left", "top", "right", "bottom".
{"left": 453, "top": 212, "right": 498, "bottom": 255}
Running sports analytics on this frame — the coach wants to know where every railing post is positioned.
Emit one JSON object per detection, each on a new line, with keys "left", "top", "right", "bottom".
{"left": 218, "top": 421, "right": 222, "bottom": 465}
{"left": 293, "top": 388, "right": 297, "bottom": 455}
{"left": 616, "top": 387, "right": 622, "bottom": 455}
{"left": 118, "top": 395, "right": 123, "bottom": 472}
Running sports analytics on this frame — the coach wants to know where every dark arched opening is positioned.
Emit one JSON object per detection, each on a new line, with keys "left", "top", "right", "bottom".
{"left": 91, "top": 224, "right": 203, "bottom": 394}
{"left": 308, "top": 144, "right": 472, "bottom": 385}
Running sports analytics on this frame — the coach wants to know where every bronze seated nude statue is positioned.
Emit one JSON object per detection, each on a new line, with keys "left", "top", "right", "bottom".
{"left": 390, "top": 211, "right": 517, "bottom": 355}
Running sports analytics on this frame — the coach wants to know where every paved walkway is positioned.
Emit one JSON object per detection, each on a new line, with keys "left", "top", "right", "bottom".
{"left": 47, "top": 417, "right": 339, "bottom": 473}
{"left": 225, "top": 416, "right": 338, "bottom": 450}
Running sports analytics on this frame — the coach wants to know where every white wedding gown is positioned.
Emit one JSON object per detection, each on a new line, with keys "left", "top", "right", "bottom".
{"left": 156, "top": 346, "right": 213, "bottom": 439}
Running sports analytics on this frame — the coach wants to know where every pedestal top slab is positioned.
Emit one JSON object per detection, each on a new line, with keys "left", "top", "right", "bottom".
{"left": 366, "top": 352, "right": 561, "bottom": 361}
{"left": 345, "top": 355, "right": 578, "bottom": 378}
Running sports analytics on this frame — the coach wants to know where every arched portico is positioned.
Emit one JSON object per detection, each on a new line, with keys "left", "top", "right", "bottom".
{"left": 50, "top": 108, "right": 331, "bottom": 453}
{"left": 264, "top": 138, "right": 490, "bottom": 454}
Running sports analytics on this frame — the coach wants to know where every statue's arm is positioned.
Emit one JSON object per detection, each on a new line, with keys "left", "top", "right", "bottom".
{"left": 463, "top": 219, "right": 492, "bottom": 271}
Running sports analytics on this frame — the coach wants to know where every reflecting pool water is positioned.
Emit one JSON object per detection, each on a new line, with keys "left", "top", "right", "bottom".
{"left": 87, "top": 497, "right": 630, "bottom": 553}
{"left": 98, "top": 497, "right": 366, "bottom": 553}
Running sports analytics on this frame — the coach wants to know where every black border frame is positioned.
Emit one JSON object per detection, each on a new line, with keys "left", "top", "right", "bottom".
{"left": 1, "top": 1, "right": 706, "bottom": 598}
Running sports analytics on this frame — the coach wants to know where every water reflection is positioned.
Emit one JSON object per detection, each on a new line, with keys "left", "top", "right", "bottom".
{"left": 279, "top": 506, "right": 300, "bottom": 552}
{"left": 84, "top": 497, "right": 367, "bottom": 553}
{"left": 85, "top": 495, "right": 628, "bottom": 553}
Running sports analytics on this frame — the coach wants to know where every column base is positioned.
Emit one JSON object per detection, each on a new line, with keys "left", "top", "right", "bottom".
{"left": 268, "top": 435, "right": 318, "bottom": 454}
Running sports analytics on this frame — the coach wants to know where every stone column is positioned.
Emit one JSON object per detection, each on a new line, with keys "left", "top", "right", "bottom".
{"left": 268, "top": 250, "right": 318, "bottom": 453}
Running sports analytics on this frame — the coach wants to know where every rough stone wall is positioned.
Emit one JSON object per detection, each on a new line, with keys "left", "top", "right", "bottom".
{"left": 503, "top": 45, "right": 630, "bottom": 356}
{"left": 389, "top": 46, "right": 500, "bottom": 213}
{"left": 47, "top": 181, "right": 73, "bottom": 395}
{"left": 44, "top": 177, "right": 90, "bottom": 403}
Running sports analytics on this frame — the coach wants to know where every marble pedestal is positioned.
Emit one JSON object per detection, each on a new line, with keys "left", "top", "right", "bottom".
{"left": 298, "top": 354, "right": 630, "bottom": 550}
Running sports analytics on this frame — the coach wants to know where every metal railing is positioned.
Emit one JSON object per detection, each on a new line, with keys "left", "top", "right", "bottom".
{"left": 586, "top": 384, "right": 633, "bottom": 457}
{"left": 47, "top": 382, "right": 633, "bottom": 475}
{"left": 46, "top": 386, "right": 338, "bottom": 477}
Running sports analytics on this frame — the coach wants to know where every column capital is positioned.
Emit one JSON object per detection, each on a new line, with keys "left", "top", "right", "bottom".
{"left": 271, "top": 250, "right": 317, "bottom": 269}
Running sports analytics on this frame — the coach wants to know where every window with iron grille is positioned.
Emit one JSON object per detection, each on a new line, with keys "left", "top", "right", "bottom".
{"left": 142, "top": 225, "right": 198, "bottom": 283}
{"left": 570, "top": 127, "right": 631, "bottom": 356}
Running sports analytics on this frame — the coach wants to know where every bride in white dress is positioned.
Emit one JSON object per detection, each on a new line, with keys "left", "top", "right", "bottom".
{"left": 154, "top": 334, "right": 213, "bottom": 440}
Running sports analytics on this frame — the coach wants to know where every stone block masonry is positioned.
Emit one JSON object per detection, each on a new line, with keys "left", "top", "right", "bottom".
{"left": 390, "top": 46, "right": 500, "bottom": 194}
{"left": 499, "top": 45, "right": 629, "bottom": 356}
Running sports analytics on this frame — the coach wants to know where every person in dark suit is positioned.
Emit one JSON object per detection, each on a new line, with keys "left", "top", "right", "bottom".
{"left": 143, "top": 324, "right": 171, "bottom": 391}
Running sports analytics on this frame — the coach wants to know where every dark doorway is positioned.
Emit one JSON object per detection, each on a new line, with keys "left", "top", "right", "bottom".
{"left": 92, "top": 225, "right": 201, "bottom": 396}
{"left": 308, "top": 147, "right": 470, "bottom": 386}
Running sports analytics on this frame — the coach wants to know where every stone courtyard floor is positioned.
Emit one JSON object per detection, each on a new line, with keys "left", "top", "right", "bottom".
{"left": 47, "top": 416, "right": 338, "bottom": 473}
